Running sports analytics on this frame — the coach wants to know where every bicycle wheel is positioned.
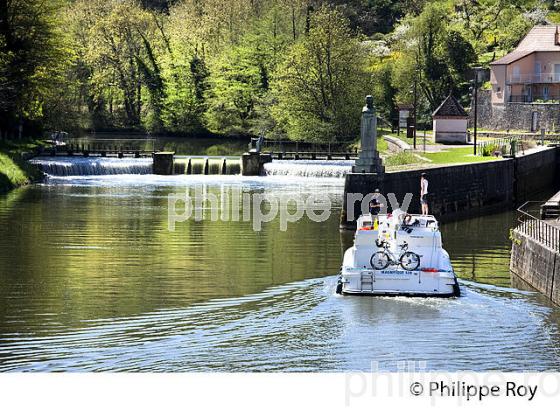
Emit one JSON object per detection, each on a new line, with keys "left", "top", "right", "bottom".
{"left": 370, "top": 251, "right": 390, "bottom": 270}
{"left": 399, "top": 252, "right": 420, "bottom": 271}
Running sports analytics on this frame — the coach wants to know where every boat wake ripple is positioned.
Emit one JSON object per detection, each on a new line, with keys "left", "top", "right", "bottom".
{"left": 0, "top": 278, "right": 559, "bottom": 372}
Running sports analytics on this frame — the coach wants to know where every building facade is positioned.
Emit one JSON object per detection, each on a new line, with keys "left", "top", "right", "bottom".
{"left": 482, "top": 25, "right": 560, "bottom": 131}
{"left": 491, "top": 26, "right": 560, "bottom": 104}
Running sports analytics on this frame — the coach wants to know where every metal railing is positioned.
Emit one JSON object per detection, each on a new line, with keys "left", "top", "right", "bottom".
{"left": 508, "top": 73, "right": 560, "bottom": 84}
{"left": 516, "top": 201, "right": 560, "bottom": 251}
{"left": 476, "top": 136, "right": 518, "bottom": 156}
{"left": 65, "top": 137, "right": 157, "bottom": 152}
{"left": 509, "top": 94, "right": 560, "bottom": 103}
{"left": 260, "top": 139, "right": 356, "bottom": 155}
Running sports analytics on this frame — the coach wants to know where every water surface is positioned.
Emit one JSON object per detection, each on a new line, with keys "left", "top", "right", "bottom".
{"left": 1, "top": 164, "right": 559, "bottom": 371}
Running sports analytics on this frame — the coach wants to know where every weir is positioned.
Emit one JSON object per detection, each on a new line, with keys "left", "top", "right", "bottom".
{"left": 173, "top": 157, "right": 241, "bottom": 176}
{"left": 30, "top": 157, "right": 153, "bottom": 176}
{"left": 30, "top": 156, "right": 243, "bottom": 177}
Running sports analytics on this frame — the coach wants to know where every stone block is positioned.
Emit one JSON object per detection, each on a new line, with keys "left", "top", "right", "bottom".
{"left": 241, "top": 153, "right": 272, "bottom": 176}
{"left": 153, "top": 152, "right": 175, "bottom": 175}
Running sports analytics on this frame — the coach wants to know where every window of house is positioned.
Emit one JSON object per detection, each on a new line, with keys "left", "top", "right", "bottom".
{"left": 513, "top": 66, "right": 521, "bottom": 81}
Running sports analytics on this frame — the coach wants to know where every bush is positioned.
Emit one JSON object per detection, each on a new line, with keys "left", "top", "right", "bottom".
{"left": 482, "top": 143, "right": 499, "bottom": 156}
{"left": 384, "top": 151, "right": 422, "bottom": 166}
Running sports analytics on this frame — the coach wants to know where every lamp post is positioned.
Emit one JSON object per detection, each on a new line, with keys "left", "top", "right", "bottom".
{"left": 472, "top": 66, "right": 484, "bottom": 156}
{"left": 413, "top": 67, "right": 420, "bottom": 150}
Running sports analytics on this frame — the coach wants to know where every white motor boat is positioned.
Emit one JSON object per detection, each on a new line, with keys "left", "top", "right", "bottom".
{"left": 336, "top": 210, "right": 460, "bottom": 297}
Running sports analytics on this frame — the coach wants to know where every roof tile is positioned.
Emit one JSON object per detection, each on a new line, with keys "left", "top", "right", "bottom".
{"left": 432, "top": 95, "right": 468, "bottom": 118}
{"left": 491, "top": 25, "right": 560, "bottom": 65}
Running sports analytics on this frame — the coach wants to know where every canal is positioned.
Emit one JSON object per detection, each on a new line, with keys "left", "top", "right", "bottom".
{"left": 1, "top": 162, "right": 559, "bottom": 371}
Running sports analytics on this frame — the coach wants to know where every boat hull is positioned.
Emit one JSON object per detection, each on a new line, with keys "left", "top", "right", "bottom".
{"left": 337, "top": 268, "right": 460, "bottom": 297}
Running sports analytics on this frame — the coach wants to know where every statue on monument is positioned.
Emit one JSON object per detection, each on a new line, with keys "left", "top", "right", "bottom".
{"left": 352, "top": 95, "right": 384, "bottom": 174}
{"left": 365, "top": 95, "right": 374, "bottom": 111}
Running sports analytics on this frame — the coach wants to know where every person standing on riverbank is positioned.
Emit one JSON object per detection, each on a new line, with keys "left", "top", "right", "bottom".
{"left": 420, "top": 173, "right": 429, "bottom": 215}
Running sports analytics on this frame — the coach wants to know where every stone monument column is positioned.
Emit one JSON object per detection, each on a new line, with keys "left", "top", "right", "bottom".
{"left": 340, "top": 95, "right": 386, "bottom": 229}
{"left": 352, "top": 95, "right": 384, "bottom": 174}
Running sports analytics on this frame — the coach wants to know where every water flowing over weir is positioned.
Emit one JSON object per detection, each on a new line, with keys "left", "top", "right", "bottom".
{"left": 30, "top": 157, "right": 153, "bottom": 177}
{"left": 263, "top": 160, "right": 352, "bottom": 178}
{"left": 173, "top": 157, "right": 241, "bottom": 175}
{"left": 30, "top": 156, "right": 243, "bottom": 177}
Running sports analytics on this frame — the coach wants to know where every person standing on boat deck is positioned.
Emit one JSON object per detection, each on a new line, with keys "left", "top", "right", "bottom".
{"left": 420, "top": 173, "right": 429, "bottom": 215}
{"left": 369, "top": 189, "right": 383, "bottom": 216}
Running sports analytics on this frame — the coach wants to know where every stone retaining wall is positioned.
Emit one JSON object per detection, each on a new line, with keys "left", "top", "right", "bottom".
{"left": 474, "top": 90, "right": 560, "bottom": 131}
{"left": 515, "top": 147, "right": 559, "bottom": 202}
{"left": 511, "top": 230, "right": 560, "bottom": 305}
{"left": 341, "top": 146, "right": 559, "bottom": 229}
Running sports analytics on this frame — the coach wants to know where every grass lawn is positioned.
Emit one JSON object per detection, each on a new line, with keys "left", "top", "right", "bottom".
{"left": 382, "top": 146, "right": 499, "bottom": 171}
{"left": 0, "top": 138, "right": 46, "bottom": 193}
{"left": 422, "top": 147, "right": 498, "bottom": 164}
{"left": 377, "top": 135, "right": 389, "bottom": 152}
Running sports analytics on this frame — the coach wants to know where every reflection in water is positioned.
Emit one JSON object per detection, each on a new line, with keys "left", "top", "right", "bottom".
{"left": 440, "top": 212, "right": 517, "bottom": 287}
{"left": 0, "top": 175, "right": 560, "bottom": 371}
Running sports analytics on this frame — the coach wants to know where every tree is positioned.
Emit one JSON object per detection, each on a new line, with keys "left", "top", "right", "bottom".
{"left": 391, "top": 3, "right": 476, "bottom": 112}
{"left": 204, "top": 39, "right": 271, "bottom": 135}
{"left": 68, "top": 0, "right": 161, "bottom": 130}
{"left": 0, "top": 0, "right": 68, "bottom": 137}
{"left": 272, "top": 6, "right": 369, "bottom": 143}
{"left": 323, "top": 0, "right": 419, "bottom": 35}
{"left": 205, "top": 4, "right": 295, "bottom": 136}
{"left": 454, "top": 0, "right": 540, "bottom": 61}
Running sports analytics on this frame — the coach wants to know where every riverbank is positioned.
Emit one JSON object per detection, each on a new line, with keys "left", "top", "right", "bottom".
{"left": 0, "top": 139, "right": 46, "bottom": 194}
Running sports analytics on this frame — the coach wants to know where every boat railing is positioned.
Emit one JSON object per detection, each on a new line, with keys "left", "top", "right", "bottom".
{"left": 516, "top": 201, "right": 560, "bottom": 251}
{"left": 359, "top": 213, "right": 439, "bottom": 231}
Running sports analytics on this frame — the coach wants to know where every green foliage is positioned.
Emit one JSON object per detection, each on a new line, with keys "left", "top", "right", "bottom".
{"left": 371, "top": 60, "right": 398, "bottom": 123}
{"left": 0, "top": 139, "right": 45, "bottom": 192}
{"left": 204, "top": 4, "right": 295, "bottom": 136}
{"left": 1, "top": 0, "right": 557, "bottom": 141}
{"left": 205, "top": 38, "right": 270, "bottom": 135}
{"left": 482, "top": 143, "right": 499, "bottom": 156}
{"left": 136, "top": 33, "right": 165, "bottom": 133}
{"left": 0, "top": 0, "right": 70, "bottom": 135}
{"left": 453, "top": 0, "right": 539, "bottom": 60}
{"left": 391, "top": 3, "right": 477, "bottom": 112}
{"left": 66, "top": 0, "right": 159, "bottom": 129}
{"left": 384, "top": 151, "right": 423, "bottom": 166}
{"left": 272, "top": 6, "right": 369, "bottom": 143}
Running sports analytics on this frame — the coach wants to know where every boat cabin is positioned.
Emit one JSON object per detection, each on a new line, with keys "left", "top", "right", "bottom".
{"left": 352, "top": 213, "right": 445, "bottom": 270}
